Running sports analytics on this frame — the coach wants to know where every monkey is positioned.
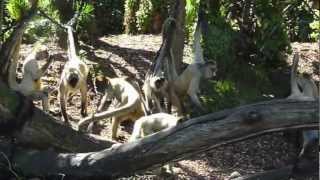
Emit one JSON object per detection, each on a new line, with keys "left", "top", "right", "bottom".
{"left": 172, "top": 18, "right": 217, "bottom": 112}
{"left": 287, "top": 53, "right": 319, "bottom": 174}
{"left": 142, "top": 18, "right": 183, "bottom": 115}
{"left": 129, "top": 112, "right": 182, "bottom": 142}
{"left": 142, "top": 73, "right": 168, "bottom": 113}
{"left": 58, "top": 25, "right": 89, "bottom": 123}
{"left": 78, "top": 76, "right": 145, "bottom": 140}
{"left": 8, "top": 45, "right": 53, "bottom": 112}
{"left": 129, "top": 112, "right": 183, "bottom": 174}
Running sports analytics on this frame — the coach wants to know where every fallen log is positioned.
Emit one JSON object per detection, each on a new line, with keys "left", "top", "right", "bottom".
{"left": 0, "top": 99, "right": 317, "bottom": 178}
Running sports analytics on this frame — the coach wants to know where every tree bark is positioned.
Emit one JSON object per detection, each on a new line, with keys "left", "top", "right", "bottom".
{"left": 0, "top": 0, "right": 4, "bottom": 45}
{"left": 0, "top": 99, "right": 317, "bottom": 178}
{"left": 232, "top": 160, "right": 318, "bottom": 180}
{"left": 0, "top": 80, "right": 114, "bottom": 152}
{"left": 171, "top": 0, "right": 185, "bottom": 74}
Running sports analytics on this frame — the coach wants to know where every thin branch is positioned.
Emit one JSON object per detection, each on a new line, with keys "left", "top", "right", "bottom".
{"left": 38, "top": 9, "right": 65, "bottom": 30}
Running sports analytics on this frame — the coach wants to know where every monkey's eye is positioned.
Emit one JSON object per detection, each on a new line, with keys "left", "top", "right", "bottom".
{"left": 34, "top": 78, "right": 39, "bottom": 82}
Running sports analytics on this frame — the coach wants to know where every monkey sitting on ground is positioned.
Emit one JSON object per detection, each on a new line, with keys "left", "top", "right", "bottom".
{"left": 287, "top": 53, "right": 319, "bottom": 173}
{"left": 9, "top": 45, "right": 53, "bottom": 111}
{"left": 129, "top": 112, "right": 182, "bottom": 142}
{"left": 59, "top": 25, "right": 89, "bottom": 123}
{"left": 78, "top": 76, "right": 145, "bottom": 140}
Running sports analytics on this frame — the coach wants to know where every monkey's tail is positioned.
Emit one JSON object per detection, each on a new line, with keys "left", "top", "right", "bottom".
{"left": 78, "top": 98, "right": 140, "bottom": 129}
{"left": 289, "top": 53, "right": 302, "bottom": 98}
{"left": 8, "top": 58, "right": 19, "bottom": 90}
{"left": 193, "top": 18, "right": 205, "bottom": 64}
{"left": 66, "top": 25, "right": 77, "bottom": 61}
{"left": 129, "top": 118, "right": 143, "bottom": 142}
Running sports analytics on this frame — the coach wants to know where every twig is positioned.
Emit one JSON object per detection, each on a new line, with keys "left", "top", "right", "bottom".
{"left": 38, "top": 9, "right": 65, "bottom": 30}
{"left": 0, "top": 151, "right": 19, "bottom": 179}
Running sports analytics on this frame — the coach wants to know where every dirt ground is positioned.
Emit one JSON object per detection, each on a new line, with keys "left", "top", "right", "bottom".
{"left": 18, "top": 35, "right": 319, "bottom": 180}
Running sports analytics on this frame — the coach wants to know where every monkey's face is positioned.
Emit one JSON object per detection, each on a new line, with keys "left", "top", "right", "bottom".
{"left": 150, "top": 76, "right": 168, "bottom": 91}
{"left": 154, "top": 77, "right": 167, "bottom": 89}
{"left": 204, "top": 62, "right": 217, "bottom": 79}
{"left": 66, "top": 69, "right": 80, "bottom": 88}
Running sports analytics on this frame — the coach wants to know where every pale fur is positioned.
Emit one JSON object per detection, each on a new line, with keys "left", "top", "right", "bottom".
{"left": 59, "top": 25, "right": 89, "bottom": 123}
{"left": 8, "top": 45, "right": 51, "bottom": 111}
{"left": 129, "top": 113, "right": 180, "bottom": 142}
{"left": 287, "top": 53, "right": 319, "bottom": 159}
{"left": 78, "top": 77, "right": 145, "bottom": 140}
{"left": 172, "top": 19, "right": 217, "bottom": 111}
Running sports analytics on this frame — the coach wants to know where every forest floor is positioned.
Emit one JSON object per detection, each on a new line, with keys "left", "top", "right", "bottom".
{"left": 18, "top": 35, "right": 319, "bottom": 180}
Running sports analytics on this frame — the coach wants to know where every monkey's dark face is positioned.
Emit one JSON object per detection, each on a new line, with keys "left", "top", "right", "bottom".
{"left": 155, "top": 78, "right": 165, "bottom": 89}
{"left": 204, "top": 61, "right": 217, "bottom": 79}
{"left": 67, "top": 72, "right": 79, "bottom": 88}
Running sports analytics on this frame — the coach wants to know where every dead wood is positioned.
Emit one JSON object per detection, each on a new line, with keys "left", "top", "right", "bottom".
{"left": 0, "top": 99, "right": 317, "bottom": 178}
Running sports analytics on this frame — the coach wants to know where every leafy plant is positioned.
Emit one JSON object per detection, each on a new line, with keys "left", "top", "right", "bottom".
{"left": 185, "top": 0, "right": 199, "bottom": 39}
{"left": 309, "top": 10, "right": 319, "bottom": 41}
{"left": 6, "top": 0, "right": 29, "bottom": 20}
{"left": 136, "top": 0, "right": 153, "bottom": 32}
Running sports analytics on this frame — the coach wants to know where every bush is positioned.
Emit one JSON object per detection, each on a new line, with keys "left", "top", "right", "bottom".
{"left": 94, "top": 0, "right": 125, "bottom": 34}
{"left": 24, "top": 18, "right": 57, "bottom": 43}
{"left": 309, "top": 10, "right": 319, "bottom": 41}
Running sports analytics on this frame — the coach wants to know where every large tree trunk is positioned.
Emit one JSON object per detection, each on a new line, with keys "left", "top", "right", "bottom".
{"left": 171, "top": 0, "right": 185, "bottom": 74}
{"left": 0, "top": 2, "right": 38, "bottom": 81}
{"left": 0, "top": 81, "right": 114, "bottom": 152}
{"left": 0, "top": 98, "right": 317, "bottom": 178}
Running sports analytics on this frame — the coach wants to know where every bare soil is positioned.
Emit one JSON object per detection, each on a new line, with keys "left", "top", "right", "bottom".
{"left": 18, "top": 36, "right": 319, "bottom": 180}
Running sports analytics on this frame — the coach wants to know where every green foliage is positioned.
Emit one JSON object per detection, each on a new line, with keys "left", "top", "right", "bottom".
{"left": 309, "top": 10, "right": 319, "bottom": 41}
{"left": 24, "top": 18, "right": 56, "bottom": 43}
{"left": 94, "top": 0, "right": 125, "bottom": 34}
{"left": 77, "top": 2, "right": 95, "bottom": 37}
{"left": 124, "top": 0, "right": 169, "bottom": 33}
{"left": 185, "top": 0, "right": 199, "bottom": 39}
{"left": 136, "top": 0, "right": 153, "bottom": 32}
{"left": 254, "top": 0, "right": 291, "bottom": 67}
{"left": 124, "top": 0, "right": 140, "bottom": 33}
{"left": 6, "top": 0, "right": 29, "bottom": 20}
{"left": 203, "top": 16, "right": 236, "bottom": 74}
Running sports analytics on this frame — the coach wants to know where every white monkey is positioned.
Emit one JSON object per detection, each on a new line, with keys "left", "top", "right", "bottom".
{"left": 8, "top": 45, "right": 52, "bottom": 111}
{"left": 59, "top": 25, "right": 89, "bottom": 123}
{"left": 129, "top": 112, "right": 181, "bottom": 142}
